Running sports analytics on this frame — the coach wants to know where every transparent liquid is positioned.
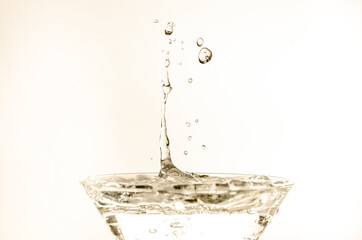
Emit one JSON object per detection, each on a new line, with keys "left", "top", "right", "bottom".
{"left": 82, "top": 173, "right": 292, "bottom": 240}
{"left": 105, "top": 213, "right": 269, "bottom": 240}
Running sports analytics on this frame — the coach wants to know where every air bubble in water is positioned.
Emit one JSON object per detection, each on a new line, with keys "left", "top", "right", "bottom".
{"left": 186, "top": 122, "right": 191, "bottom": 127}
{"left": 173, "top": 38, "right": 176, "bottom": 42}
{"left": 170, "top": 222, "right": 184, "bottom": 228}
{"left": 168, "top": 39, "right": 172, "bottom": 44}
{"left": 174, "top": 201, "right": 185, "bottom": 211}
{"left": 153, "top": 19, "right": 159, "bottom": 23}
{"left": 149, "top": 229, "right": 157, "bottom": 233}
{"left": 188, "top": 78, "right": 193, "bottom": 83}
{"left": 184, "top": 150, "right": 188, "bottom": 155}
{"left": 195, "top": 119, "right": 199, "bottom": 123}
{"left": 198, "top": 47, "right": 213, "bottom": 64}
{"left": 188, "top": 136, "right": 192, "bottom": 141}
{"left": 201, "top": 145, "right": 206, "bottom": 150}
{"left": 196, "top": 37, "right": 204, "bottom": 47}
{"left": 165, "top": 22, "right": 174, "bottom": 35}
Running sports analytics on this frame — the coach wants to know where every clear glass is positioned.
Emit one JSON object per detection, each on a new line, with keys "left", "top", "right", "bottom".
{"left": 81, "top": 173, "right": 294, "bottom": 240}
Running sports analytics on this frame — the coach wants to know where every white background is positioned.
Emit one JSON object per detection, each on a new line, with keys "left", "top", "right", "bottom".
{"left": 0, "top": 0, "right": 361, "bottom": 239}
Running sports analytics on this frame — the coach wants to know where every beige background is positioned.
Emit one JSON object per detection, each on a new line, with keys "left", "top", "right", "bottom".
{"left": 0, "top": 0, "right": 361, "bottom": 239}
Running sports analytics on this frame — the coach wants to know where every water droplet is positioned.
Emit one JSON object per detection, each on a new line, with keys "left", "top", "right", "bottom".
{"left": 165, "top": 22, "right": 174, "bottom": 35}
{"left": 187, "top": 136, "right": 192, "bottom": 141}
{"left": 168, "top": 39, "right": 172, "bottom": 44}
{"left": 181, "top": 41, "right": 184, "bottom": 44}
{"left": 198, "top": 47, "right": 213, "bottom": 64}
{"left": 150, "top": 158, "right": 153, "bottom": 161}
{"left": 149, "top": 229, "right": 157, "bottom": 233}
{"left": 201, "top": 145, "right": 206, "bottom": 150}
{"left": 181, "top": 48, "right": 184, "bottom": 51}
{"left": 184, "top": 150, "right": 188, "bottom": 155}
{"left": 195, "top": 119, "right": 199, "bottom": 123}
{"left": 165, "top": 58, "right": 170, "bottom": 68}
{"left": 153, "top": 19, "right": 159, "bottom": 23}
{"left": 196, "top": 37, "right": 204, "bottom": 47}
{"left": 188, "top": 78, "right": 192, "bottom": 83}
{"left": 186, "top": 122, "right": 191, "bottom": 127}
{"left": 173, "top": 38, "right": 176, "bottom": 42}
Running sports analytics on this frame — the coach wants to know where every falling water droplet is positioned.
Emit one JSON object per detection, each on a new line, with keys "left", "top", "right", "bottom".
{"left": 198, "top": 47, "right": 213, "bottom": 64}
{"left": 165, "top": 22, "right": 174, "bottom": 35}
{"left": 195, "top": 119, "right": 199, "bottom": 123}
{"left": 196, "top": 37, "right": 204, "bottom": 47}
{"left": 188, "top": 78, "right": 193, "bottom": 83}
{"left": 188, "top": 136, "right": 192, "bottom": 141}
{"left": 186, "top": 122, "right": 191, "bottom": 127}
{"left": 149, "top": 229, "right": 157, "bottom": 233}
{"left": 165, "top": 58, "right": 170, "bottom": 68}
{"left": 168, "top": 39, "right": 172, "bottom": 44}
{"left": 173, "top": 38, "right": 176, "bottom": 42}
{"left": 184, "top": 150, "right": 188, "bottom": 155}
{"left": 201, "top": 145, "right": 206, "bottom": 150}
{"left": 153, "top": 19, "right": 159, "bottom": 23}
{"left": 166, "top": 50, "right": 169, "bottom": 54}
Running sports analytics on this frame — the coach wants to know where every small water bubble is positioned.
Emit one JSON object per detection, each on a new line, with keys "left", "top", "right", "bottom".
{"left": 188, "top": 78, "right": 193, "bottom": 83}
{"left": 173, "top": 38, "right": 176, "bottom": 42}
{"left": 187, "top": 136, "right": 192, "bottom": 141}
{"left": 196, "top": 37, "right": 204, "bottom": 47}
{"left": 168, "top": 39, "right": 172, "bottom": 44}
{"left": 166, "top": 50, "right": 169, "bottom": 54}
{"left": 198, "top": 47, "right": 213, "bottom": 64}
{"left": 195, "top": 119, "right": 199, "bottom": 123}
{"left": 165, "top": 22, "right": 174, "bottom": 35}
{"left": 201, "top": 145, "right": 206, "bottom": 150}
{"left": 153, "top": 19, "right": 159, "bottom": 23}
{"left": 186, "top": 122, "right": 191, "bottom": 127}
{"left": 184, "top": 150, "right": 188, "bottom": 155}
{"left": 149, "top": 229, "right": 157, "bottom": 233}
